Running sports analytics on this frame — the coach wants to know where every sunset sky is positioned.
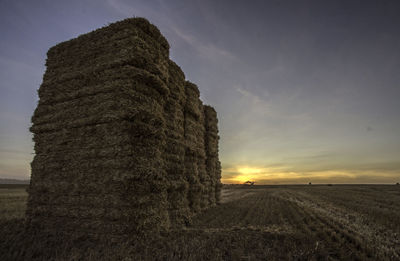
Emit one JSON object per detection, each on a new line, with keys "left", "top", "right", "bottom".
{"left": 0, "top": 0, "right": 399, "bottom": 184}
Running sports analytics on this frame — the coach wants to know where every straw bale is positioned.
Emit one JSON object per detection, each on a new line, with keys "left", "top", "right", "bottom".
{"left": 163, "top": 62, "right": 189, "bottom": 226}
{"left": 26, "top": 17, "right": 221, "bottom": 242}
{"left": 203, "top": 105, "right": 222, "bottom": 206}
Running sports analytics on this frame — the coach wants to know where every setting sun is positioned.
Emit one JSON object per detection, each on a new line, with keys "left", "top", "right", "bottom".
{"left": 226, "top": 166, "right": 262, "bottom": 183}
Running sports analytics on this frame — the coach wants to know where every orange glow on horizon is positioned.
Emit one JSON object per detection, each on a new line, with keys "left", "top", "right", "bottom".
{"left": 221, "top": 165, "right": 400, "bottom": 185}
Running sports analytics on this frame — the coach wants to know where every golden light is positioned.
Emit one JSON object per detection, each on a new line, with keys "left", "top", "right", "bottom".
{"left": 222, "top": 163, "right": 400, "bottom": 184}
{"left": 237, "top": 167, "right": 262, "bottom": 175}
{"left": 222, "top": 165, "right": 307, "bottom": 184}
{"left": 230, "top": 166, "right": 262, "bottom": 183}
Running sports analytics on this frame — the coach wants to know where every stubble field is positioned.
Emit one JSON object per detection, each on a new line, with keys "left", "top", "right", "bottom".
{"left": 1, "top": 184, "right": 399, "bottom": 260}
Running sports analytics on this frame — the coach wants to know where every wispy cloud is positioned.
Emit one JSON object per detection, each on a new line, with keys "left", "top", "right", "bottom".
{"left": 107, "top": 0, "right": 237, "bottom": 63}
{"left": 106, "top": 0, "right": 137, "bottom": 16}
{"left": 235, "top": 85, "right": 271, "bottom": 116}
{"left": 170, "top": 25, "right": 237, "bottom": 62}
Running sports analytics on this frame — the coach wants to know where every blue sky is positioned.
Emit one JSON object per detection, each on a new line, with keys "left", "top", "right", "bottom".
{"left": 1, "top": 0, "right": 399, "bottom": 183}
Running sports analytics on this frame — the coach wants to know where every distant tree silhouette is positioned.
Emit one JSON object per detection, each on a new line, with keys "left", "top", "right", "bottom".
{"left": 309, "top": 182, "right": 312, "bottom": 185}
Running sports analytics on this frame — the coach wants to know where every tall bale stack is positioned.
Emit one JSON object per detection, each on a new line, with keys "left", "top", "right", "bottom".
{"left": 26, "top": 17, "right": 221, "bottom": 239}
{"left": 164, "top": 61, "right": 191, "bottom": 226}
{"left": 204, "top": 106, "right": 222, "bottom": 203}
{"left": 183, "top": 82, "right": 207, "bottom": 213}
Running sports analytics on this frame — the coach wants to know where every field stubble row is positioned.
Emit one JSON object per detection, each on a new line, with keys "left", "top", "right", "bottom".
{"left": 0, "top": 184, "right": 399, "bottom": 260}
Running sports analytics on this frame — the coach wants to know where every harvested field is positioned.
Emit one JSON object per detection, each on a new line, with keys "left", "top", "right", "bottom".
{"left": 1, "top": 184, "right": 399, "bottom": 260}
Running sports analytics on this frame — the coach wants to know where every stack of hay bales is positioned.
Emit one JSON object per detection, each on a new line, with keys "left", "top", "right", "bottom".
{"left": 184, "top": 82, "right": 206, "bottom": 213}
{"left": 204, "top": 106, "right": 222, "bottom": 204}
{"left": 26, "top": 18, "right": 221, "bottom": 239}
{"left": 164, "top": 61, "right": 191, "bottom": 226}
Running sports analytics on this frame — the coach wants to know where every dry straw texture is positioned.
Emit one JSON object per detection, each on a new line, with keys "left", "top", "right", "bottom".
{"left": 26, "top": 18, "right": 221, "bottom": 239}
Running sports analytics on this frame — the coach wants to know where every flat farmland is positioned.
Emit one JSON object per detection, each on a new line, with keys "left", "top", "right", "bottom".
{"left": 1, "top": 184, "right": 399, "bottom": 260}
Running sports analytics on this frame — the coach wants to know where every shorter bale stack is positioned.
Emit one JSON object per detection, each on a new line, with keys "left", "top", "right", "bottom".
{"left": 26, "top": 17, "right": 221, "bottom": 240}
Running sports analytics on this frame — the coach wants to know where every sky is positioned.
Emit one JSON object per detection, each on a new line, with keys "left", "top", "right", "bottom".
{"left": 0, "top": 0, "right": 399, "bottom": 184}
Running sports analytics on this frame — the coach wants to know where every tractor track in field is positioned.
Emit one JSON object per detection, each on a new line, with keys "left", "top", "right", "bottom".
{"left": 279, "top": 189, "right": 400, "bottom": 260}
{"left": 192, "top": 187, "right": 399, "bottom": 260}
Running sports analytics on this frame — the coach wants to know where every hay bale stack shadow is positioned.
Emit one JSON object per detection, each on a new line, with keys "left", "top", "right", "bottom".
{"left": 26, "top": 18, "right": 221, "bottom": 242}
